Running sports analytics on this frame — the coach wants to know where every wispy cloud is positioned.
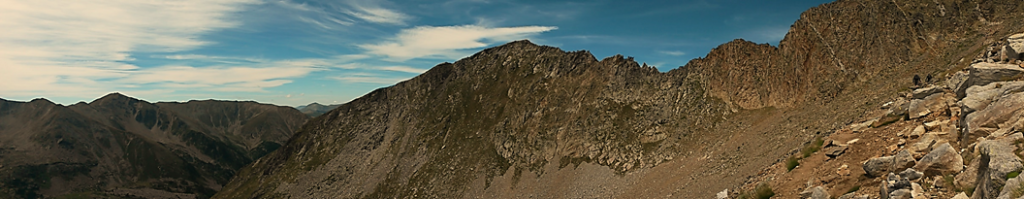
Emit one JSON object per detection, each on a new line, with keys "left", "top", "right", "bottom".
{"left": 359, "top": 25, "right": 558, "bottom": 61}
{"left": 379, "top": 66, "right": 427, "bottom": 73}
{"left": 162, "top": 54, "right": 267, "bottom": 63}
{"left": 340, "top": 0, "right": 411, "bottom": 25}
{"left": 123, "top": 62, "right": 325, "bottom": 92}
{"left": 0, "top": 0, "right": 258, "bottom": 98}
{"left": 331, "top": 73, "right": 409, "bottom": 84}
{"left": 658, "top": 50, "right": 686, "bottom": 56}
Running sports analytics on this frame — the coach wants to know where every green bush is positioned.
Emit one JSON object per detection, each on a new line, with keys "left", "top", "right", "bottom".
{"left": 786, "top": 156, "right": 800, "bottom": 171}
{"left": 737, "top": 183, "right": 775, "bottom": 199}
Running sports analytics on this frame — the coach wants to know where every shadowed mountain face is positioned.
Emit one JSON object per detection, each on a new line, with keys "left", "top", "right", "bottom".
{"left": 216, "top": 0, "right": 1024, "bottom": 198}
{"left": 296, "top": 103, "right": 340, "bottom": 117}
{"left": 0, "top": 93, "right": 308, "bottom": 199}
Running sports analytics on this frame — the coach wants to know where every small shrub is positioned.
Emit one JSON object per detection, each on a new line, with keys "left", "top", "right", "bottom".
{"left": 737, "top": 183, "right": 775, "bottom": 199}
{"left": 786, "top": 156, "right": 800, "bottom": 171}
{"left": 802, "top": 137, "right": 824, "bottom": 158}
{"left": 753, "top": 183, "right": 775, "bottom": 199}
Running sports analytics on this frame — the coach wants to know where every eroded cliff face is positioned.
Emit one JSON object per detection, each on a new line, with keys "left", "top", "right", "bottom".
{"left": 217, "top": 0, "right": 1024, "bottom": 198}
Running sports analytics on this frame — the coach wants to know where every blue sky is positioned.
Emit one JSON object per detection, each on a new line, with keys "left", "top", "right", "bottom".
{"left": 0, "top": 0, "right": 832, "bottom": 107}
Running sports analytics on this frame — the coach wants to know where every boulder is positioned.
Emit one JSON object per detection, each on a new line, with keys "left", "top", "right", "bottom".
{"left": 912, "top": 86, "right": 945, "bottom": 99}
{"left": 913, "top": 143, "right": 964, "bottom": 176}
{"left": 965, "top": 92, "right": 1024, "bottom": 143}
{"left": 908, "top": 101, "right": 932, "bottom": 120}
{"left": 899, "top": 168, "right": 924, "bottom": 181}
{"left": 961, "top": 81, "right": 1024, "bottom": 115}
{"left": 838, "top": 193, "right": 870, "bottom": 199}
{"left": 716, "top": 189, "right": 728, "bottom": 199}
{"left": 889, "top": 188, "right": 912, "bottom": 199}
{"left": 954, "top": 63, "right": 1024, "bottom": 99}
{"left": 970, "top": 134, "right": 1024, "bottom": 199}
{"left": 800, "top": 186, "right": 830, "bottom": 199}
{"left": 925, "top": 120, "right": 950, "bottom": 131}
{"left": 911, "top": 182, "right": 925, "bottom": 199}
{"left": 997, "top": 175, "right": 1024, "bottom": 199}
{"left": 864, "top": 150, "right": 917, "bottom": 177}
{"left": 825, "top": 145, "right": 848, "bottom": 158}
{"left": 1000, "top": 45, "right": 1019, "bottom": 63}
{"left": 1010, "top": 33, "right": 1024, "bottom": 57}
{"left": 953, "top": 192, "right": 970, "bottom": 199}
{"left": 908, "top": 132, "right": 949, "bottom": 159}
{"left": 910, "top": 125, "right": 927, "bottom": 138}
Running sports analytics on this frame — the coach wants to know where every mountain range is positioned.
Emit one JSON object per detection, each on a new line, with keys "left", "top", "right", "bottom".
{"left": 0, "top": 93, "right": 308, "bottom": 198}
{"left": 295, "top": 103, "right": 341, "bottom": 117}
{"left": 214, "top": 0, "right": 1024, "bottom": 198}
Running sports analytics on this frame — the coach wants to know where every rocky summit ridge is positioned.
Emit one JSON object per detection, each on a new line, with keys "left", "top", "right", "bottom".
{"left": 216, "top": 0, "right": 1024, "bottom": 198}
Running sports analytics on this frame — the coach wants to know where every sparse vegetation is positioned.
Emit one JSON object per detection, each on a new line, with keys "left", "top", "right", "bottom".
{"left": 802, "top": 137, "right": 824, "bottom": 158}
{"left": 738, "top": 183, "right": 775, "bottom": 199}
{"left": 1008, "top": 170, "right": 1021, "bottom": 180}
{"left": 786, "top": 156, "right": 800, "bottom": 171}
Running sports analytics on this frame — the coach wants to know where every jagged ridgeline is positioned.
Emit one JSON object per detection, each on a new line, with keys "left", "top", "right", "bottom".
{"left": 0, "top": 94, "right": 308, "bottom": 198}
{"left": 217, "top": 0, "right": 1024, "bottom": 198}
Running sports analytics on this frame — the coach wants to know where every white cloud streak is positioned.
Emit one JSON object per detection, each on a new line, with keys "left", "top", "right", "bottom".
{"left": 0, "top": 0, "right": 262, "bottom": 98}
{"left": 359, "top": 25, "right": 558, "bottom": 61}
{"left": 339, "top": 0, "right": 410, "bottom": 25}
{"left": 658, "top": 50, "right": 686, "bottom": 56}
{"left": 331, "top": 73, "right": 409, "bottom": 84}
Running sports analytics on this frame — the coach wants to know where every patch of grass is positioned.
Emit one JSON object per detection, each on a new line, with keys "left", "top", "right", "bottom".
{"left": 802, "top": 137, "right": 824, "bottom": 158}
{"left": 965, "top": 186, "right": 976, "bottom": 197}
{"left": 846, "top": 185, "right": 861, "bottom": 194}
{"left": 1008, "top": 170, "right": 1022, "bottom": 180}
{"left": 786, "top": 156, "right": 800, "bottom": 171}
{"left": 738, "top": 183, "right": 775, "bottom": 199}
{"left": 944, "top": 174, "right": 958, "bottom": 191}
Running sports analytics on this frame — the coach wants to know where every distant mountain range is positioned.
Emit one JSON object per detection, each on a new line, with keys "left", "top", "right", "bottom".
{"left": 0, "top": 93, "right": 308, "bottom": 198}
{"left": 295, "top": 102, "right": 340, "bottom": 117}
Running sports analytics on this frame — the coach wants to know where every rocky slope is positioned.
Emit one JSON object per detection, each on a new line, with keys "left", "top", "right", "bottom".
{"left": 740, "top": 34, "right": 1024, "bottom": 199}
{"left": 216, "top": 0, "right": 1024, "bottom": 198}
{"left": 295, "top": 103, "right": 340, "bottom": 117}
{"left": 0, "top": 93, "right": 308, "bottom": 198}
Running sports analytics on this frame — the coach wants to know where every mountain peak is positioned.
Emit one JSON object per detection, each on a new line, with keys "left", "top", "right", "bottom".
{"left": 90, "top": 92, "right": 142, "bottom": 105}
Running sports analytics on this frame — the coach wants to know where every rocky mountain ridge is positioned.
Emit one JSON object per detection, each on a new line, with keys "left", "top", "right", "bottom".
{"left": 0, "top": 93, "right": 308, "bottom": 198}
{"left": 216, "top": 0, "right": 1024, "bottom": 198}
{"left": 295, "top": 103, "right": 340, "bottom": 117}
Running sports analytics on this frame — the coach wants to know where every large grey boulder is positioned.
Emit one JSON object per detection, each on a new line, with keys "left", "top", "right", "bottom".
{"left": 1000, "top": 45, "right": 1019, "bottom": 63}
{"left": 970, "top": 133, "right": 1024, "bottom": 199}
{"left": 912, "top": 86, "right": 945, "bottom": 99}
{"left": 953, "top": 63, "right": 1024, "bottom": 99}
{"left": 954, "top": 192, "right": 970, "bottom": 199}
{"left": 1010, "top": 33, "right": 1024, "bottom": 57}
{"left": 800, "top": 186, "right": 830, "bottom": 199}
{"left": 997, "top": 174, "right": 1024, "bottom": 199}
{"left": 908, "top": 93, "right": 951, "bottom": 120}
{"left": 913, "top": 143, "right": 964, "bottom": 176}
{"left": 961, "top": 81, "right": 1024, "bottom": 115}
{"left": 965, "top": 92, "right": 1024, "bottom": 142}
{"left": 864, "top": 150, "right": 917, "bottom": 177}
